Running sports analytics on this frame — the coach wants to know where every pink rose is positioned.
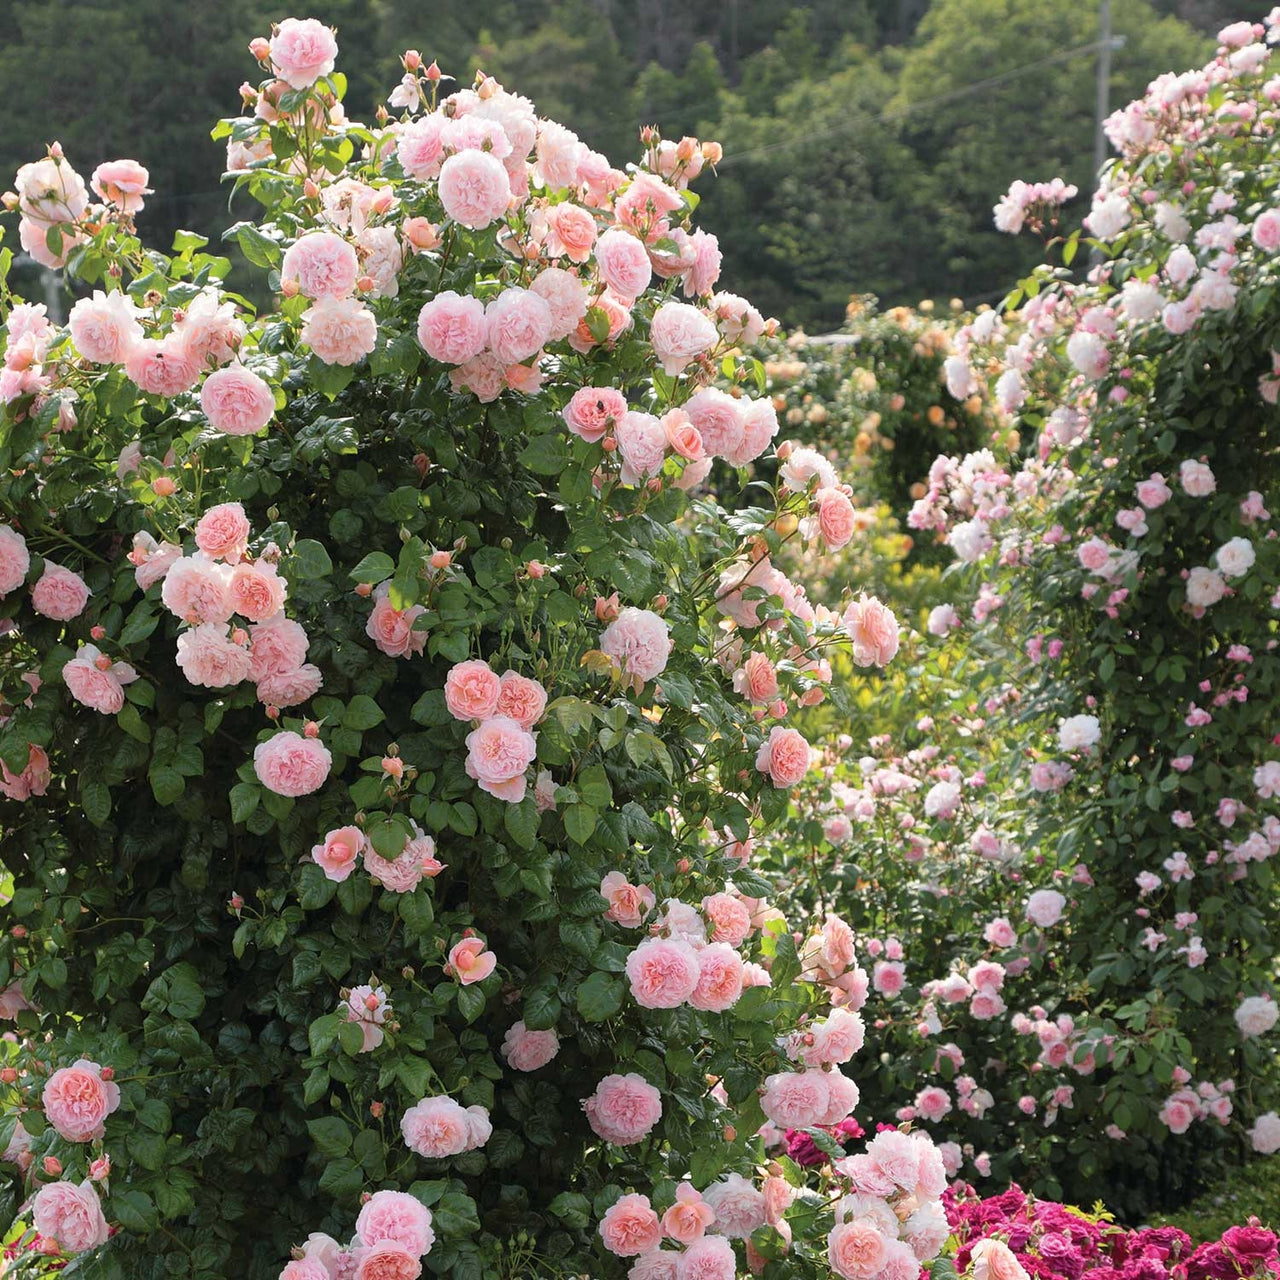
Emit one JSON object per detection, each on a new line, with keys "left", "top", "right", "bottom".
{"left": 529, "top": 267, "right": 589, "bottom": 340}
{"left": 356, "top": 1189, "right": 435, "bottom": 1259}
{"left": 0, "top": 743, "right": 51, "bottom": 802}
{"left": 200, "top": 364, "right": 276, "bottom": 436}
{"left": 625, "top": 935, "right": 700, "bottom": 1008}
{"left": 161, "top": 554, "right": 234, "bottom": 625}
{"left": 62, "top": 644, "right": 137, "bottom": 714}
{"left": 282, "top": 232, "right": 359, "bottom": 300}
{"left": 464, "top": 715, "right": 537, "bottom": 802}
{"left": 501, "top": 1021, "right": 560, "bottom": 1072}
{"left": 1025, "top": 888, "right": 1066, "bottom": 928}
{"left": 401, "top": 1095, "right": 471, "bottom": 1158}
{"left": 542, "top": 203, "right": 597, "bottom": 262}
{"left": 689, "top": 942, "right": 744, "bottom": 1012}
{"left": 1179, "top": 458, "right": 1216, "bottom": 497}
{"left": 438, "top": 150, "right": 511, "bottom": 230}
{"left": 595, "top": 228, "right": 653, "bottom": 301}
{"left": 31, "top": 562, "right": 90, "bottom": 621}
{"left": 970, "top": 1239, "right": 1031, "bottom": 1280}
{"left": 600, "top": 871, "right": 655, "bottom": 928}
{"left": 125, "top": 335, "right": 202, "bottom": 397}
{"left": 614, "top": 410, "right": 668, "bottom": 484}
{"left": 250, "top": 615, "right": 310, "bottom": 679}
{"left": 68, "top": 289, "right": 143, "bottom": 363}
{"left": 661, "top": 1183, "right": 714, "bottom": 1244}
{"left": 449, "top": 352, "right": 506, "bottom": 402}
{"left": 312, "top": 826, "right": 365, "bottom": 882}
{"left": 43, "top": 1059, "right": 120, "bottom": 1142}
{"left": 702, "top": 893, "right": 751, "bottom": 945}
{"left": 828, "top": 1219, "right": 889, "bottom": 1280}
{"left": 761, "top": 1070, "right": 830, "bottom": 1128}
{"left": 269, "top": 17, "right": 338, "bottom": 89}
{"left": 31, "top": 1179, "right": 109, "bottom": 1254}
{"left": 341, "top": 983, "right": 389, "bottom": 1053}
{"left": 229, "top": 561, "right": 287, "bottom": 622}
{"left": 444, "top": 659, "right": 501, "bottom": 721}
{"left": 447, "top": 936, "right": 497, "bottom": 985}
{"left": 301, "top": 297, "right": 377, "bottom": 366}
{"left": 91, "top": 159, "right": 152, "bottom": 212}
{"left": 485, "top": 287, "right": 552, "bottom": 364}
{"left": 843, "top": 594, "right": 900, "bottom": 668}
{"left": 684, "top": 388, "right": 744, "bottom": 459}
{"left": 254, "top": 655, "right": 320, "bottom": 707}
{"left": 397, "top": 115, "right": 448, "bottom": 181}
{"left": 353, "top": 1241, "right": 423, "bottom": 1280}
{"left": 253, "top": 730, "right": 332, "bottom": 797}
{"left": 495, "top": 670, "right": 547, "bottom": 728}
{"left": 416, "top": 292, "right": 488, "bottom": 365}
{"left": 662, "top": 408, "right": 704, "bottom": 461}
{"left": 732, "top": 652, "right": 779, "bottom": 704}
{"left": 175, "top": 623, "right": 254, "bottom": 688}
{"left": 174, "top": 290, "right": 244, "bottom": 366}
{"left": 1252, "top": 209, "right": 1280, "bottom": 250}
{"left": 649, "top": 301, "right": 717, "bottom": 377}
{"left": 0, "top": 525, "right": 30, "bottom": 595}
{"left": 703, "top": 1172, "right": 765, "bottom": 1239}
{"left": 816, "top": 487, "right": 857, "bottom": 551}
{"left": 195, "top": 502, "right": 251, "bottom": 562}
{"left": 366, "top": 583, "right": 427, "bottom": 658}
{"left": 583, "top": 1072, "right": 662, "bottom": 1145}
{"left": 598, "top": 1193, "right": 661, "bottom": 1257}
{"left": 675, "top": 1236, "right": 735, "bottom": 1280}
{"left": 805, "top": 1008, "right": 866, "bottom": 1066}
{"left": 599, "top": 607, "right": 670, "bottom": 682}
{"left": 755, "top": 726, "right": 810, "bottom": 789}
{"left": 873, "top": 960, "right": 905, "bottom": 997}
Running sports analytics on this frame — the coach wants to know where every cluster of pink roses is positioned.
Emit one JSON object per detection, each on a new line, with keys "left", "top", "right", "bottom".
{"left": 279, "top": 1186, "right": 435, "bottom": 1280}
{"left": 312, "top": 818, "right": 442, "bottom": 891}
{"left": 443, "top": 658, "right": 545, "bottom": 803}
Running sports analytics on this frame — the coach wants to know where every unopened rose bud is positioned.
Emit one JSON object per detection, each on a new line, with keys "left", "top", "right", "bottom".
{"left": 412, "top": 452, "right": 432, "bottom": 479}
{"left": 94, "top": 654, "right": 112, "bottom": 672}
{"left": 403, "top": 49, "right": 422, "bottom": 70}
{"left": 232, "top": 627, "right": 249, "bottom": 646}
{"left": 425, "top": 60, "right": 442, "bottom": 82}
{"left": 249, "top": 37, "right": 271, "bottom": 61}
{"left": 640, "top": 125, "right": 657, "bottom": 145}
{"left": 364, "top": 992, "right": 381, "bottom": 1011}
{"left": 143, "top": 289, "right": 163, "bottom": 308}
{"left": 239, "top": 82, "right": 258, "bottom": 105}
{"left": 370, "top": 1099, "right": 385, "bottom": 1118}
{"left": 701, "top": 141, "right": 723, "bottom": 165}
{"left": 526, "top": 560, "right": 547, "bottom": 579}
{"left": 354, "top": 581, "right": 373, "bottom": 598}
{"left": 403, "top": 218, "right": 441, "bottom": 252}
{"left": 723, "top": 1124, "right": 736, "bottom": 1141}
{"left": 89, "top": 1156, "right": 111, "bottom": 1182}
{"left": 356, "top": 274, "right": 376, "bottom": 293}
{"left": 601, "top": 437, "right": 617, "bottom": 453}
{"left": 401, "top": 965, "right": 415, "bottom": 979}
{"left": 1, "top": 192, "right": 18, "bottom": 211}
{"left": 303, "top": 720, "right": 321, "bottom": 739}
{"left": 429, "top": 550, "right": 451, "bottom": 569}
{"left": 382, "top": 756, "right": 404, "bottom": 780}
{"left": 43, "top": 1156, "right": 62, "bottom": 1176}
{"left": 48, "top": 141, "right": 64, "bottom": 160}
{"left": 775, "top": 440, "right": 793, "bottom": 461}
{"left": 90, "top": 624, "right": 106, "bottom": 641}
{"left": 0, "top": 1067, "right": 17, "bottom": 1084}
{"left": 152, "top": 476, "right": 177, "bottom": 497}
{"left": 266, "top": 704, "right": 280, "bottom": 719}
{"left": 11, "top": 925, "right": 26, "bottom": 938}
{"left": 676, "top": 136, "right": 698, "bottom": 163}
{"left": 376, "top": 104, "right": 390, "bottom": 124}
{"left": 652, "top": 594, "right": 668, "bottom": 612}
{"left": 281, "top": 277, "right": 301, "bottom": 298}
{"left": 477, "top": 75, "right": 497, "bottom": 99}
{"left": 303, "top": 178, "right": 320, "bottom": 199}
{"left": 676, "top": 857, "right": 691, "bottom": 874}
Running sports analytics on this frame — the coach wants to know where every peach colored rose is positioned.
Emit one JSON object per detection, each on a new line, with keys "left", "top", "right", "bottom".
{"left": 625, "top": 936, "right": 699, "bottom": 1008}
{"left": 755, "top": 726, "right": 810, "bottom": 789}
{"left": 445, "top": 659, "right": 501, "bottom": 721}
{"left": 843, "top": 593, "right": 900, "bottom": 668}
{"left": 447, "top": 936, "right": 496, "bottom": 985}
{"left": 661, "top": 1183, "right": 714, "bottom": 1244}
{"left": 600, "top": 871, "right": 655, "bottom": 928}
{"left": 229, "top": 561, "right": 287, "bottom": 622}
{"left": 464, "top": 715, "right": 537, "bottom": 802}
{"left": 42, "top": 1059, "right": 120, "bottom": 1142}
{"left": 366, "top": 583, "right": 427, "bottom": 658}
{"left": 30, "top": 562, "right": 90, "bottom": 621}
{"left": 312, "top": 825, "right": 365, "bottom": 882}
{"left": 253, "top": 730, "right": 331, "bottom": 797}
{"left": 195, "top": 502, "right": 251, "bottom": 562}
{"left": 62, "top": 644, "right": 137, "bottom": 715}
{"left": 598, "top": 1193, "right": 661, "bottom": 1257}
{"left": 494, "top": 670, "right": 547, "bottom": 728}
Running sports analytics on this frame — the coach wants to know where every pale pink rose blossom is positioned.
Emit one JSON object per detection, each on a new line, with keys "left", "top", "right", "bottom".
{"left": 438, "top": 150, "right": 511, "bottom": 229}
{"left": 341, "top": 983, "right": 390, "bottom": 1054}
{"left": 175, "top": 623, "right": 253, "bottom": 687}
{"left": 68, "top": 289, "right": 143, "bottom": 363}
{"left": 31, "top": 1179, "right": 109, "bottom": 1254}
{"left": 449, "top": 352, "right": 507, "bottom": 402}
{"left": 625, "top": 935, "right": 700, "bottom": 1008}
{"left": 401, "top": 1096, "right": 472, "bottom": 1158}
{"left": 485, "top": 287, "right": 552, "bottom": 364}
{"left": 0, "top": 743, "right": 51, "bottom": 802}
{"left": 253, "top": 730, "right": 332, "bottom": 797}
{"left": 816, "top": 487, "right": 857, "bottom": 550}
{"left": 689, "top": 943, "right": 745, "bottom": 1012}
{"left": 595, "top": 228, "right": 653, "bottom": 300}
{"left": 366, "top": 582, "right": 427, "bottom": 658}
{"left": 62, "top": 644, "right": 137, "bottom": 714}
{"left": 501, "top": 1021, "right": 560, "bottom": 1071}
{"left": 1026, "top": 889, "right": 1066, "bottom": 928}
{"left": 125, "top": 336, "right": 202, "bottom": 397}
{"left": 416, "top": 292, "right": 488, "bottom": 365}
{"left": 269, "top": 17, "right": 338, "bottom": 88}
{"left": 195, "top": 502, "right": 251, "bottom": 562}
{"left": 598, "top": 1193, "right": 661, "bottom": 1257}
{"left": 397, "top": 115, "right": 448, "bottom": 181}
{"left": 674, "top": 1236, "right": 735, "bottom": 1280}
{"left": 249, "top": 614, "right": 309, "bottom": 679}
{"left": 583, "top": 1072, "right": 662, "bottom": 1145}
{"left": 356, "top": 1189, "right": 434, "bottom": 1259}
{"left": 200, "top": 364, "right": 276, "bottom": 435}
{"left": 661, "top": 1183, "right": 714, "bottom": 1244}
{"left": 529, "top": 267, "right": 589, "bottom": 340}
{"left": 844, "top": 594, "right": 900, "bottom": 667}
{"left": 701, "top": 893, "right": 751, "bottom": 946}
{"left": 755, "top": 726, "right": 811, "bottom": 788}
{"left": 281, "top": 231, "right": 359, "bottom": 300}
{"left": 614, "top": 410, "right": 668, "bottom": 484}
{"left": 0, "top": 525, "right": 30, "bottom": 595}
{"left": 683, "top": 387, "right": 743, "bottom": 458}
{"left": 600, "top": 607, "right": 670, "bottom": 682}
{"left": 761, "top": 1070, "right": 830, "bottom": 1128}
{"left": 464, "top": 715, "right": 537, "bottom": 802}
{"left": 495, "top": 670, "right": 547, "bottom": 728}
{"left": 649, "top": 301, "right": 717, "bottom": 377}
{"left": 601, "top": 871, "right": 656, "bottom": 927}
{"left": 43, "top": 1059, "right": 121, "bottom": 1142}
{"left": 447, "top": 936, "right": 496, "bottom": 985}
{"left": 702, "top": 1172, "right": 765, "bottom": 1240}
{"left": 312, "top": 825, "right": 365, "bottom": 882}
{"left": 444, "top": 659, "right": 502, "bottom": 721}
{"left": 30, "top": 562, "right": 90, "bottom": 621}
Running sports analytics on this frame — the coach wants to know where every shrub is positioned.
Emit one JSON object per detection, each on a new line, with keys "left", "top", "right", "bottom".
{"left": 0, "top": 17, "right": 958, "bottom": 1280}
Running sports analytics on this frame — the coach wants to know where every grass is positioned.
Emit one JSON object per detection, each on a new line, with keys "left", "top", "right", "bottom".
{"left": 1148, "top": 1160, "right": 1280, "bottom": 1241}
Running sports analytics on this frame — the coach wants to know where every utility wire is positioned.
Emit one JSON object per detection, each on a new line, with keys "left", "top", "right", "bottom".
{"left": 717, "top": 38, "right": 1115, "bottom": 169}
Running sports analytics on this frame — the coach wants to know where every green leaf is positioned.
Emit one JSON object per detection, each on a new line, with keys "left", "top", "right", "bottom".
{"left": 307, "top": 1115, "right": 353, "bottom": 1158}
{"left": 548, "top": 1191, "right": 591, "bottom": 1229}
{"left": 81, "top": 780, "right": 111, "bottom": 826}
{"left": 230, "top": 781, "right": 260, "bottom": 824}
{"left": 119, "top": 601, "right": 160, "bottom": 646}
{"left": 349, "top": 551, "right": 395, "bottom": 584}
{"left": 518, "top": 432, "right": 569, "bottom": 476}
{"left": 234, "top": 223, "right": 282, "bottom": 268}
{"left": 563, "top": 803, "right": 597, "bottom": 844}
{"left": 142, "top": 961, "right": 206, "bottom": 1020}
{"left": 343, "top": 694, "right": 385, "bottom": 731}
{"left": 433, "top": 1191, "right": 481, "bottom": 1237}
{"left": 576, "top": 971, "right": 623, "bottom": 1022}
{"left": 368, "top": 818, "right": 408, "bottom": 860}
{"left": 503, "top": 797, "right": 540, "bottom": 850}
{"left": 148, "top": 764, "right": 185, "bottom": 806}
{"left": 456, "top": 981, "right": 487, "bottom": 1024}
{"left": 117, "top": 700, "right": 150, "bottom": 743}
{"left": 292, "top": 538, "right": 333, "bottom": 579}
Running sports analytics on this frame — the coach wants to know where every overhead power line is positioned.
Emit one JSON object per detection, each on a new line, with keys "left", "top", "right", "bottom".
{"left": 717, "top": 38, "right": 1117, "bottom": 169}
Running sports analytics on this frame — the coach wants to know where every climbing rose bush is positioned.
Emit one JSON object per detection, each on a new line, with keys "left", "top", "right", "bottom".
{"left": 0, "top": 18, "right": 946, "bottom": 1280}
